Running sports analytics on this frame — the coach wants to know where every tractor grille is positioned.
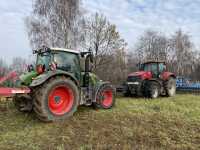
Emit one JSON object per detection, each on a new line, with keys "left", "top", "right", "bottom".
{"left": 127, "top": 76, "right": 141, "bottom": 82}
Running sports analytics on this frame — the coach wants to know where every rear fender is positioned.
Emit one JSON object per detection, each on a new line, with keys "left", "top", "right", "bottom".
{"left": 30, "top": 70, "right": 79, "bottom": 87}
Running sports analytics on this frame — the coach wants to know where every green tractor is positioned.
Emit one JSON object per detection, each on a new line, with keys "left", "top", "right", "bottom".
{"left": 13, "top": 46, "right": 115, "bottom": 122}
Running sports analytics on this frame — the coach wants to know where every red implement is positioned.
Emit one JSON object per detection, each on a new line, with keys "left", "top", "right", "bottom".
{"left": 0, "top": 71, "right": 18, "bottom": 84}
{"left": 0, "top": 87, "right": 30, "bottom": 97}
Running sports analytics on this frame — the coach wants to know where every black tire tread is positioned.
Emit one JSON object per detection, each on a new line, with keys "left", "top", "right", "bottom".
{"left": 144, "top": 81, "right": 160, "bottom": 99}
{"left": 165, "top": 77, "right": 176, "bottom": 97}
{"left": 33, "top": 76, "right": 79, "bottom": 122}
{"left": 94, "top": 83, "right": 115, "bottom": 109}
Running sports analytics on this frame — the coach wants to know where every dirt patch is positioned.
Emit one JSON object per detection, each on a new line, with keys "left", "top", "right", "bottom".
{"left": 0, "top": 106, "right": 7, "bottom": 112}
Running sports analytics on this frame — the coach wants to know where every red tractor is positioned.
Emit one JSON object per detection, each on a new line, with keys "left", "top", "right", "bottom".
{"left": 123, "top": 61, "right": 176, "bottom": 98}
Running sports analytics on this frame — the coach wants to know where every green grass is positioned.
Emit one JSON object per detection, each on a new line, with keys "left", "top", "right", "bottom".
{"left": 0, "top": 94, "right": 200, "bottom": 150}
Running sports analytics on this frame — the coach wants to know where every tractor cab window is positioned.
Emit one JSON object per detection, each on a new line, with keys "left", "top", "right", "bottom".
{"left": 143, "top": 63, "right": 157, "bottom": 72}
{"left": 137, "top": 63, "right": 144, "bottom": 71}
{"left": 143, "top": 63, "right": 158, "bottom": 77}
{"left": 159, "top": 63, "right": 166, "bottom": 73}
{"left": 53, "top": 51, "right": 81, "bottom": 80}
{"left": 143, "top": 62, "right": 166, "bottom": 78}
{"left": 36, "top": 54, "right": 51, "bottom": 70}
{"left": 54, "top": 52, "right": 72, "bottom": 71}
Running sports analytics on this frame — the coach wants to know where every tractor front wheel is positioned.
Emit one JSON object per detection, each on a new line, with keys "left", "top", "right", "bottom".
{"left": 94, "top": 84, "right": 115, "bottom": 109}
{"left": 145, "top": 81, "right": 160, "bottom": 99}
{"left": 33, "top": 77, "right": 79, "bottom": 122}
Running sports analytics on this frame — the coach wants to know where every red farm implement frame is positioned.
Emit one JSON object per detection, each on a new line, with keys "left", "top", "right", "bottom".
{"left": 0, "top": 71, "right": 30, "bottom": 97}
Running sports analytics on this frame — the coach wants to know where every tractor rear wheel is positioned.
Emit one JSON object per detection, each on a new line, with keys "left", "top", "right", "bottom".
{"left": 33, "top": 77, "right": 79, "bottom": 122}
{"left": 165, "top": 77, "right": 176, "bottom": 97}
{"left": 94, "top": 84, "right": 115, "bottom": 109}
{"left": 145, "top": 81, "right": 160, "bottom": 99}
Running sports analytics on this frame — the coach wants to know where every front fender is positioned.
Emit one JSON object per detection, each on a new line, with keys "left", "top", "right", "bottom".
{"left": 30, "top": 70, "right": 79, "bottom": 87}
{"left": 161, "top": 72, "right": 176, "bottom": 81}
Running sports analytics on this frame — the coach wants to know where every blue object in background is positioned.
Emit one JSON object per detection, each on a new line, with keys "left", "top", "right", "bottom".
{"left": 176, "top": 76, "right": 200, "bottom": 90}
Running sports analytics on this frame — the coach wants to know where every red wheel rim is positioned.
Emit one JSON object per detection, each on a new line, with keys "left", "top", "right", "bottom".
{"left": 102, "top": 90, "right": 113, "bottom": 107}
{"left": 48, "top": 86, "right": 74, "bottom": 115}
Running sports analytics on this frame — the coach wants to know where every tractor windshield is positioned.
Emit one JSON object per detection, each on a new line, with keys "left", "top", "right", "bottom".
{"left": 52, "top": 51, "right": 81, "bottom": 81}
{"left": 142, "top": 62, "right": 166, "bottom": 78}
{"left": 53, "top": 51, "right": 79, "bottom": 71}
{"left": 36, "top": 53, "right": 51, "bottom": 69}
{"left": 143, "top": 63, "right": 157, "bottom": 72}
{"left": 143, "top": 63, "right": 166, "bottom": 72}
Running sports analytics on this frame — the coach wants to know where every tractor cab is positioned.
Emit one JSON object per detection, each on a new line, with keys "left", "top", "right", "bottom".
{"left": 20, "top": 47, "right": 82, "bottom": 86}
{"left": 35, "top": 47, "right": 81, "bottom": 80}
{"left": 139, "top": 61, "right": 167, "bottom": 78}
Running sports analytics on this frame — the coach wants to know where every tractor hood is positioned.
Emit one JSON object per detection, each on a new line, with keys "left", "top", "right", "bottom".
{"left": 128, "top": 71, "right": 152, "bottom": 79}
{"left": 128, "top": 71, "right": 147, "bottom": 76}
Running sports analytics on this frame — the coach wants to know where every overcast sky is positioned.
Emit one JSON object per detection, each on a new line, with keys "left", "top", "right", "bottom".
{"left": 0, "top": 0, "right": 200, "bottom": 63}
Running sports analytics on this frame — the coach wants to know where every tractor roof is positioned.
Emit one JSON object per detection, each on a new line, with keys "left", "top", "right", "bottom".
{"left": 51, "top": 47, "right": 79, "bottom": 54}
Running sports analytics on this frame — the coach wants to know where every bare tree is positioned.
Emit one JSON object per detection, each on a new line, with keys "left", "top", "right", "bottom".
{"left": 10, "top": 57, "right": 27, "bottom": 74}
{"left": 170, "top": 29, "right": 194, "bottom": 76}
{"left": 134, "top": 30, "right": 170, "bottom": 62}
{"left": 126, "top": 51, "right": 140, "bottom": 73}
{"left": 0, "top": 58, "right": 8, "bottom": 77}
{"left": 187, "top": 49, "right": 200, "bottom": 80}
{"left": 97, "top": 48, "right": 127, "bottom": 85}
{"left": 26, "top": 0, "right": 82, "bottom": 49}
{"left": 82, "top": 13, "right": 127, "bottom": 72}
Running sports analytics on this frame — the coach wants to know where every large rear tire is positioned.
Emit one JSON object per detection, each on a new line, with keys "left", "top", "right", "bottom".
{"left": 33, "top": 77, "right": 79, "bottom": 122}
{"left": 165, "top": 77, "right": 176, "bottom": 97}
{"left": 145, "top": 81, "right": 160, "bottom": 99}
{"left": 94, "top": 84, "right": 115, "bottom": 109}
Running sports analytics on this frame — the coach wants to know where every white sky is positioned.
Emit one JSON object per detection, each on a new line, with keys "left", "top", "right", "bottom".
{"left": 0, "top": 0, "right": 200, "bottom": 63}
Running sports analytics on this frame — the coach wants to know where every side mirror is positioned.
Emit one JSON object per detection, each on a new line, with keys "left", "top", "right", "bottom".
{"left": 88, "top": 47, "right": 93, "bottom": 63}
{"left": 80, "top": 48, "right": 94, "bottom": 63}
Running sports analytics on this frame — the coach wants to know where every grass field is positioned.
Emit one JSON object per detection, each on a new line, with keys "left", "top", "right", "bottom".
{"left": 0, "top": 94, "right": 200, "bottom": 150}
